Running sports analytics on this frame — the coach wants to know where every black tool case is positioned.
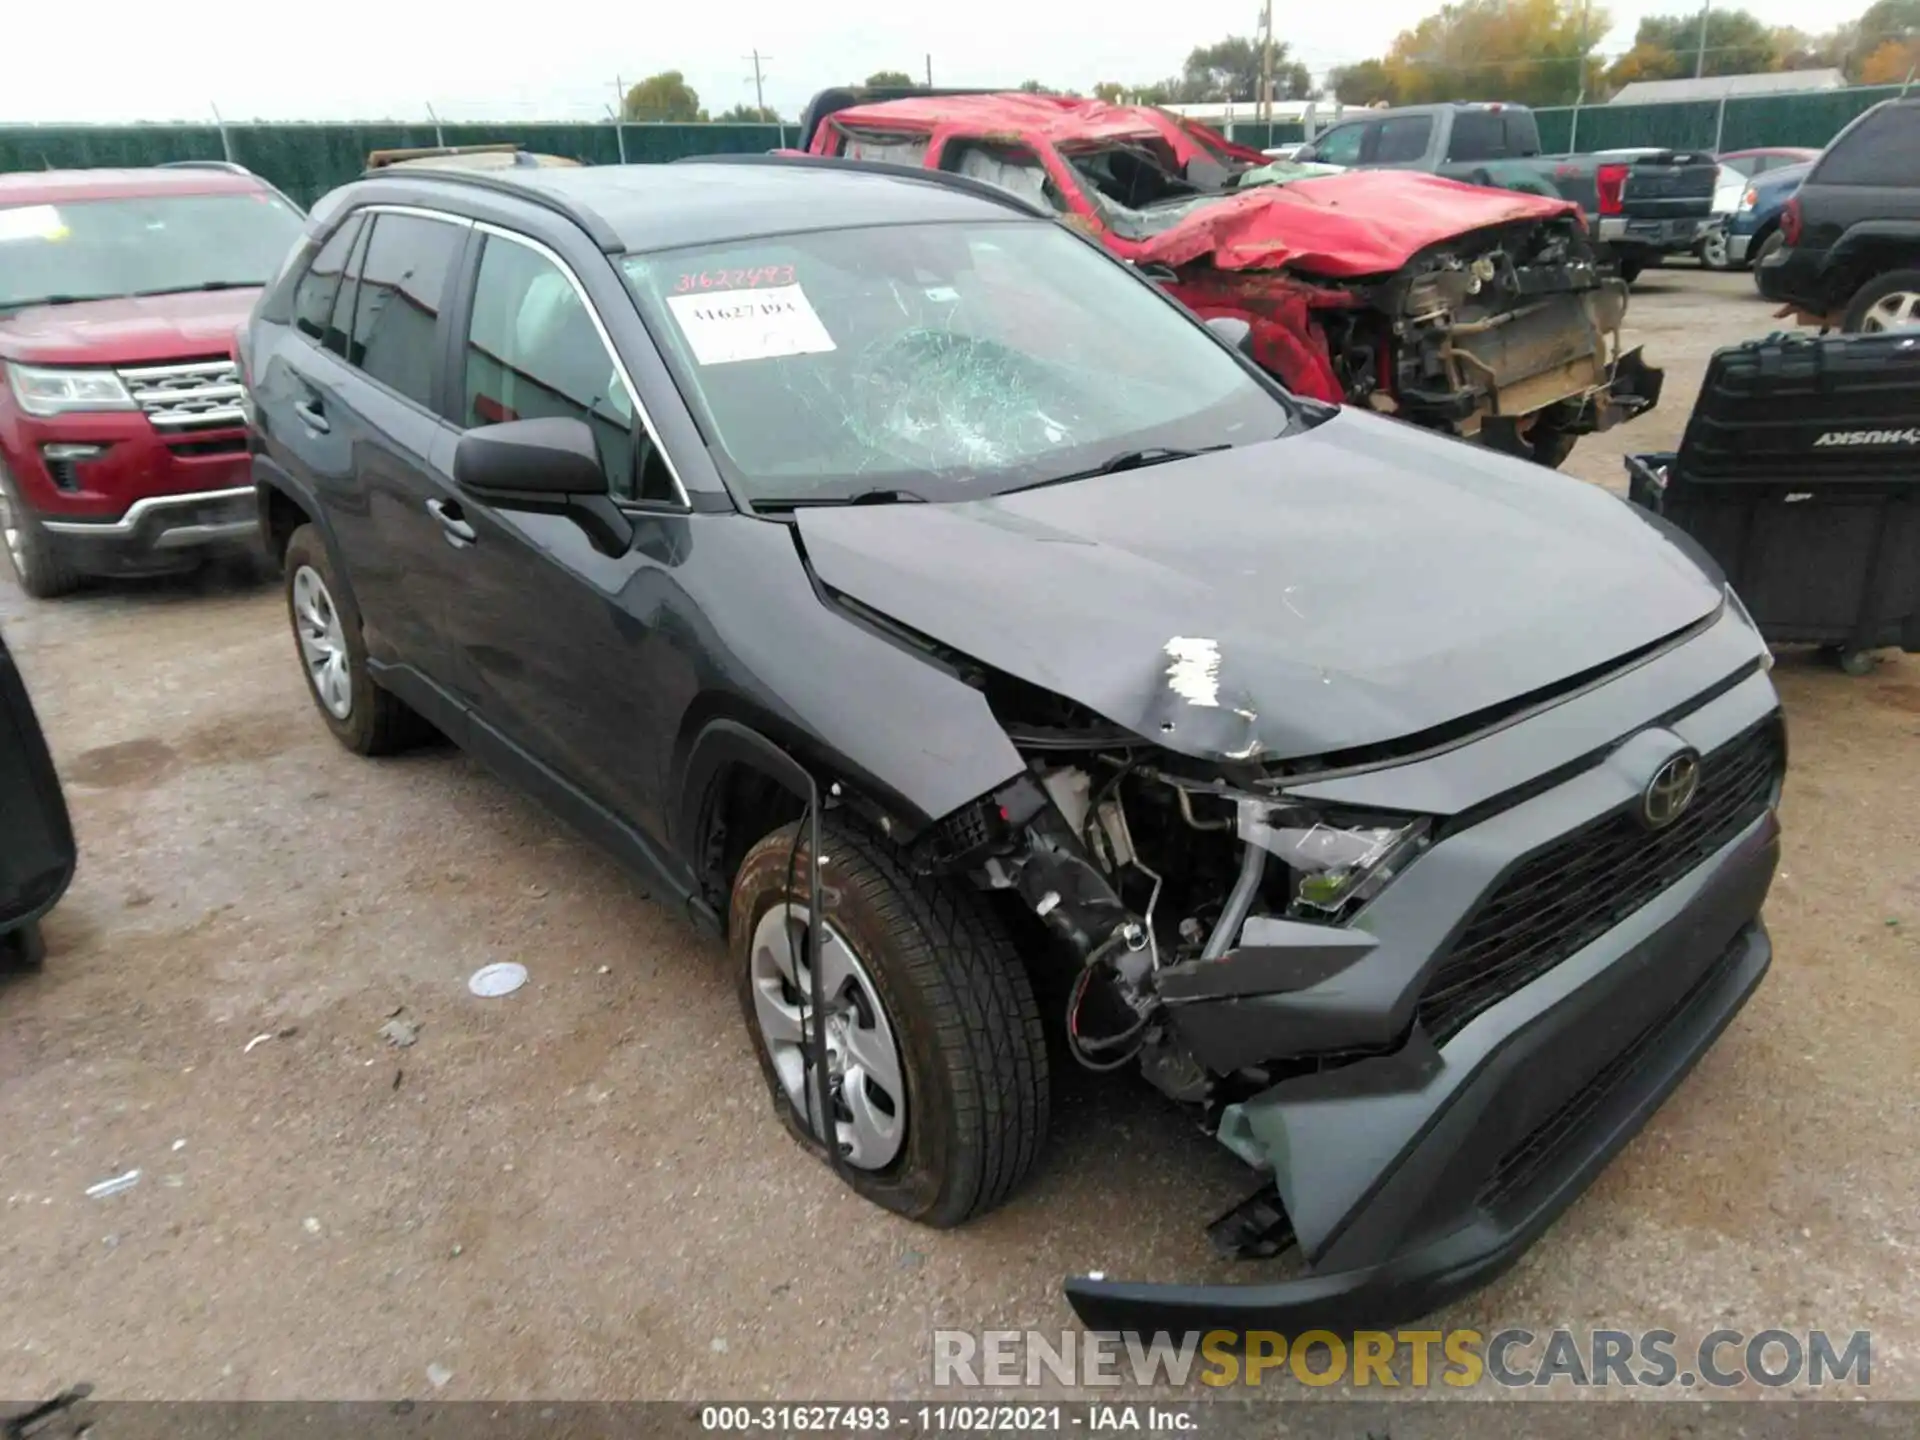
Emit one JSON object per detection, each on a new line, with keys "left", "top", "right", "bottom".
{"left": 1627, "top": 330, "right": 1920, "bottom": 672}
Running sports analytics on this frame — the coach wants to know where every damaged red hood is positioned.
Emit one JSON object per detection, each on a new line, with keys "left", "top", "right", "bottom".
{"left": 1137, "top": 170, "right": 1579, "bottom": 278}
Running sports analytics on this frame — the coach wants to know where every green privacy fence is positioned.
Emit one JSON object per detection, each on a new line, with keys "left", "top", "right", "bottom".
{"left": 0, "top": 122, "right": 790, "bottom": 207}
{"left": 1220, "top": 120, "right": 1308, "bottom": 150}
{"left": 3, "top": 84, "right": 1909, "bottom": 204}
{"left": 1534, "top": 83, "right": 1909, "bottom": 156}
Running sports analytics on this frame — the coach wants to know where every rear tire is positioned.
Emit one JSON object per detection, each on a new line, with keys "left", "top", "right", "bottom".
{"left": 282, "top": 524, "right": 428, "bottom": 756}
{"left": 1618, "top": 257, "right": 1645, "bottom": 285}
{"left": 730, "top": 817, "right": 1049, "bottom": 1227}
{"left": 0, "top": 461, "right": 83, "bottom": 600}
{"left": 1841, "top": 269, "right": 1920, "bottom": 334}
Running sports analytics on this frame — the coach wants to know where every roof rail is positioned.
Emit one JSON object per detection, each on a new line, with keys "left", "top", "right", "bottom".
{"left": 157, "top": 159, "right": 253, "bottom": 175}
{"left": 671, "top": 151, "right": 1050, "bottom": 219}
{"left": 355, "top": 164, "right": 626, "bottom": 252}
{"left": 366, "top": 143, "right": 523, "bottom": 169}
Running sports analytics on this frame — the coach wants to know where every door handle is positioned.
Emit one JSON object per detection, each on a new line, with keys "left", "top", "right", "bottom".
{"left": 292, "top": 397, "right": 330, "bottom": 433}
{"left": 426, "top": 497, "right": 476, "bottom": 546}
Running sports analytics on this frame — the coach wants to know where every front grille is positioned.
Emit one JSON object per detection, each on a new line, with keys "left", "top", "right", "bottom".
{"left": 1477, "top": 931, "right": 1744, "bottom": 1213}
{"left": 1417, "top": 719, "right": 1782, "bottom": 1044}
{"left": 118, "top": 359, "right": 244, "bottom": 430}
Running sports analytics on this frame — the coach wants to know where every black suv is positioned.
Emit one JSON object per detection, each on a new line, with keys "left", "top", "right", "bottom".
{"left": 242, "top": 158, "right": 1785, "bottom": 1333}
{"left": 1760, "top": 97, "right": 1920, "bottom": 332}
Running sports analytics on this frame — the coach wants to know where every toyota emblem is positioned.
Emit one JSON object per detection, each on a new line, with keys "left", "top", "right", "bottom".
{"left": 1642, "top": 751, "right": 1701, "bottom": 829}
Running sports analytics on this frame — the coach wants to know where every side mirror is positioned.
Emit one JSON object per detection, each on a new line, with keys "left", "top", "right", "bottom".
{"left": 1204, "top": 315, "right": 1254, "bottom": 356}
{"left": 453, "top": 417, "right": 607, "bottom": 500}
{"left": 1293, "top": 146, "right": 1317, "bottom": 164}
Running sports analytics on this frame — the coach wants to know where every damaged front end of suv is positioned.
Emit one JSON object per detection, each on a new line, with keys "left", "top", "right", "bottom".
{"left": 878, "top": 596, "right": 1782, "bottom": 1333}
{"left": 787, "top": 419, "right": 1787, "bottom": 1333}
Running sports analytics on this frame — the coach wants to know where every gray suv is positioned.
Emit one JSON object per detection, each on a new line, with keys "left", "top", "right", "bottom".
{"left": 240, "top": 155, "right": 1785, "bottom": 1334}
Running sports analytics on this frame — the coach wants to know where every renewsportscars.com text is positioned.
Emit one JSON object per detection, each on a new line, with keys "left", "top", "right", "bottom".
{"left": 932, "top": 1328, "right": 1872, "bottom": 1390}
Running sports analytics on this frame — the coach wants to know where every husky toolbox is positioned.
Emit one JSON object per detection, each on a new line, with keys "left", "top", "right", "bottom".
{"left": 1628, "top": 330, "right": 1920, "bottom": 673}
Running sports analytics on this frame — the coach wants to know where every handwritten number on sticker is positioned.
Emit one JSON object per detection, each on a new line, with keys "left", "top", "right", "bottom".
{"left": 672, "top": 264, "right": 796, "bottom": 294}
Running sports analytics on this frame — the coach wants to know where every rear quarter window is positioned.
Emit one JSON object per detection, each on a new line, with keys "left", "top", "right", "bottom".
{"left": 1373, "top": 115, "right": 1434, "bottom": 164}
{"left": 1815, "top": 105, "right": 1920, "bottom": 187}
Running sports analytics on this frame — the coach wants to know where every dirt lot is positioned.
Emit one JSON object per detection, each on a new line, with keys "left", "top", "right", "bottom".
{"left": 2, "top": 268, "right": 1916, "bottom": 1404}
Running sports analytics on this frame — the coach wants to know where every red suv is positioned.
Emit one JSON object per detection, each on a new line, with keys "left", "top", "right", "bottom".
{"left": 0, "top": 163, "right": 304, "bottom": 596}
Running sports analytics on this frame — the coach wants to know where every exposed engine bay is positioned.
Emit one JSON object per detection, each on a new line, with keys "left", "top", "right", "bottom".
{"left": 1167, "top": 212, "right": 1658, "bottom": 461}
{"left": 907, "top": 675, "right": 1430, "bottom": 1124}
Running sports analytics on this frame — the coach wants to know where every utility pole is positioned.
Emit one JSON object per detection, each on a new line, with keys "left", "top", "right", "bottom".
{"left": 610, "top": 77, "right": 627, "bottom": 163}
{"left": 613, "top": 76, "right": 627, "bottom": 121}
{"left": 1693, "top": 0, "right": 1712, "bottom": 80}
{"left": 925, "top": 54, "right": 933, "bottom": 86}
{"left": 1258, "top": 0, "right": 1276, "bottom": 124}
{"left": 744, "top": 50, "right": 770, "bottom": 114}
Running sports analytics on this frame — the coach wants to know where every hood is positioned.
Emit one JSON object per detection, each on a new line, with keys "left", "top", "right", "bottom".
{"left": 795, "top": 410, "right": 1723, "bottom": 765}
{"left": 1134, "top": 170, "right": 1579, "bottom": 278}
{"left": 0, "top": 288, "right": 258, "bottom": 367}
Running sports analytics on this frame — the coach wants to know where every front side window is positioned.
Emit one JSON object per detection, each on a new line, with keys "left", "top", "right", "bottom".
{"left": 1309, "top": 124, "right": 1365, "bottom": 166}
{"left": 463, "top": 233, "right": 666, "bottom": 501}
{"left": 622, "top": 219, "right": 1292, "bottom": 507}
{"left": 349, "top": 213, "right": 463, "bottom": 409}
{"left": 0, "top": 191, "right": 304, "bottom": 312}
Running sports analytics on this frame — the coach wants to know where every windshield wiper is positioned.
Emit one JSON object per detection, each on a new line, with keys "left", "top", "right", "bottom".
{"left": 757, "top": 487, "right": 929, "bottom": 512}
{"left": 130, "top": 280, "right": 259, "bottom": 298}
{"left": 0, "top": 293, "right": 123, "bottom": 311}
{"left": 1004, "top": 444, "right": 1231, "bottom": 494}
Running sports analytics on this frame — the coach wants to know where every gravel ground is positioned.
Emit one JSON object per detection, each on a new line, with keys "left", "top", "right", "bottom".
{"left": 2, "top": 268, "right": 1915, "bottom": 1405}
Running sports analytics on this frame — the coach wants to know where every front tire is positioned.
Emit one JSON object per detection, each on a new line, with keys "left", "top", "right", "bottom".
{"left": 1700, "top": 228, "right": 1732, "bottom": 271}
{"left": 282, "top": 524, "right": 427, "bottom": 755}
{"left": 1483, "top": 417, "right": 1578, "bottom": 469}
{"left": 0, "top": 461, "right": 82, "bottom": 600}
{"left": 1750, "top": 232, "right": 1784, "bottom": 291}
{"left": 730, "top": 817, "right": 1049, "bottom": 1227}
{"left": 1, "top": 920, "right": 47, "bottom": 971}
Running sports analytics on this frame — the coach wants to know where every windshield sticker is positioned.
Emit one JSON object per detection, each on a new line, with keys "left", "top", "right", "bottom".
{"left": 673, "top": 264, "right": 795, "bottom": 293}
{"left": 666, "top": 284, "right": 836, "bottom": 366}
{"left": 0, "top": 205, "right": 68, "bottom": 243}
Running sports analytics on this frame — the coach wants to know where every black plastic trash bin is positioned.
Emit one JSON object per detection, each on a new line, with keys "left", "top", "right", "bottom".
{"left": 1628, "top": 330, "right": 1920, "bottom": 674}
{"left": 0, "top": 622, "right": 75, "bottom": 969}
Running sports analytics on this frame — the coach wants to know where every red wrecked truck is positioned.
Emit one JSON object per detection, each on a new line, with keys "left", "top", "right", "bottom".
{"left": 798, "top": 90, "right": 1661, "bottom": 466}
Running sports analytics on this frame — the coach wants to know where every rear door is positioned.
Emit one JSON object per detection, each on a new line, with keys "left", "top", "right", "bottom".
{"left": 330, "top": 209, "right": 473, "bottom": 686}
{"left": 257, "top": 205, "right": 470, "bottom": 687}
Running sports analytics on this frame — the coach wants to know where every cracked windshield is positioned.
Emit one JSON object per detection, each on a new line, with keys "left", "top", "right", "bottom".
{"left": 622, "top": 220, "right": 1289, "bottom": 503}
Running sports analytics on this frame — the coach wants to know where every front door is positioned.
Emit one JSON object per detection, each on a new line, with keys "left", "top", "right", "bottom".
{"left": 436, "top": 225, "right": 687, "bottom": 845}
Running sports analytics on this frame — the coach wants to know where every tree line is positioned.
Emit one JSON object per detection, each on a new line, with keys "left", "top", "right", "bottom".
{"left": 618, "top": 3, "right": 1918, "bottom": 125}
{"left": 1328, "top": 0, "right": 1920, "bottom": 108}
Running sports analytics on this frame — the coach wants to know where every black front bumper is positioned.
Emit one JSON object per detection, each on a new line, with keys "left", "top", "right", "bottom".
{"left": 1756, "top": 242, "right": 1831, "bottom": 317}
{"left": 1066, "top": 644, "right": 1782, "bottom": 1336}
{"left": 39, "top": 486, "right": 261, "bottom": 578}
{"left": 1068, "top": 902, "right": 1771, "bottom": 1334}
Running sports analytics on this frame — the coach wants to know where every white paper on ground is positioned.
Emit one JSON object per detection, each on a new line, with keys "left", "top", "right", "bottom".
{"left": 665, "top": 284, "right": 836, "bottom": 366}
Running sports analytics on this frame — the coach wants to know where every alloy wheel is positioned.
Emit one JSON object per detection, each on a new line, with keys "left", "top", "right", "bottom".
{"left": 1859, "top": 290, "right": 1920, "bottom": 333}
{"left": 291, "top": 565, "right": 352, "bottom": 719}
{"left": 749, "top": 902, "right": 907, "bottom": 1170}
{"left": 1700, "top": 229, "right": 1730, "bottom": 270}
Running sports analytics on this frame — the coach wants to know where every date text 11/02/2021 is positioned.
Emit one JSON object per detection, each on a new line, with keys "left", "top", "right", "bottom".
{"left": 700, "top": 1406, "right": 1189, "bottom": 1432}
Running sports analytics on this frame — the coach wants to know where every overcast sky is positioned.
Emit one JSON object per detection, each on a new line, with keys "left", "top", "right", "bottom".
{"left": 4, "top": 1, "right": 1843, "bottom": 126}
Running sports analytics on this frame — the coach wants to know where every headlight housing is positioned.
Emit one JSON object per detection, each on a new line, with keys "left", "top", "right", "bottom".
{"left": 5, "top": 361, "right": 137, "bottom": 418}
{"left": 1238, "top": 800, "right": 1430, "bottom": 918}
{"left": 1738, "top": 187, "right": 1759, "bottom": 213}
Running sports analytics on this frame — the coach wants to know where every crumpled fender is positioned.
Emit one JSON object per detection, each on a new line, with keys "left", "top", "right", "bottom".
{"left": 1137, "top": 170, "right": 1581, "bottom": 278}
{"left": 1166, "top": 273, "right": 1351, "bottom": 404}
